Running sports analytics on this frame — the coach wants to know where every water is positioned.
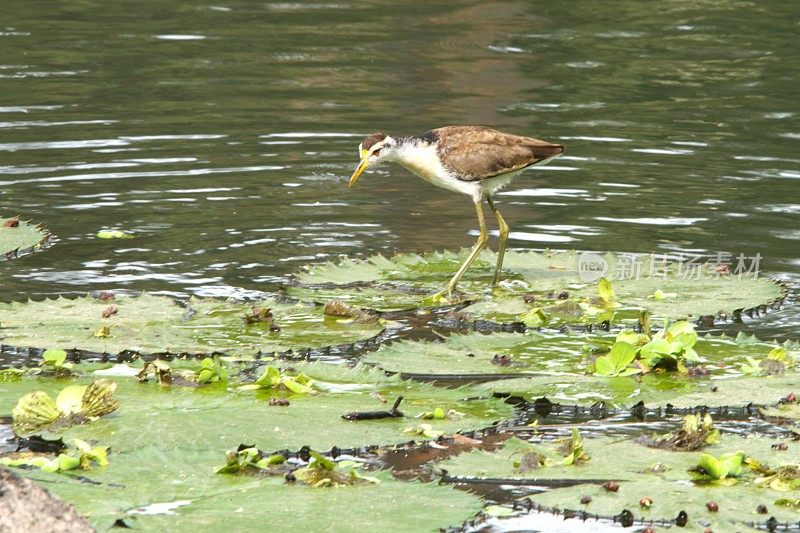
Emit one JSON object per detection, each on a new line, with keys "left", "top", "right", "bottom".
{"left": 1, "top": 1, "right": 798, "bottom": 343}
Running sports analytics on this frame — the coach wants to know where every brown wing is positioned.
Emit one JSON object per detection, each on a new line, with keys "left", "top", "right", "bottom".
{"left": 429, "top": 126, "right": 564, "bottom": 182}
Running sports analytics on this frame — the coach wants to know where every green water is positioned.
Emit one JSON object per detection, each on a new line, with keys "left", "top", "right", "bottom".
{"left": 1, "top": 1, "right": 798, "bottom": 337}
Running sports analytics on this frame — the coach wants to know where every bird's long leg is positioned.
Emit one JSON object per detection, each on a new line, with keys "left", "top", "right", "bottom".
{"left": 432, "top": 200, "right": 488, "bottom": 299}
{"left": 486, "top": 196, "right": 509, "bottom": 286}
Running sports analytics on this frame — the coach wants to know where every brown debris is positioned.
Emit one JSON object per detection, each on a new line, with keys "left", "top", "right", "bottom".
{"left": 268, "top": 398, "right": 290, "bottom": 407}
{"left": 491, "top": 354, "right": 514, "bottom": 367}
{"left": 323, "top": 300, "right": 379, "bottom": 323}
{"left": 517, "top": 451, "right": 546, "bottom": 473}
{"left": 101, "top": 305, "right": 118, "bottom": 318}
{"left": 3, "top": 217, "right": 20, "bottom": 228}
{"left": 244, "top": 307, "right": 281, "bottom": 331}
{"left": 602, "top": 480, "right": 619, "bottom": 492}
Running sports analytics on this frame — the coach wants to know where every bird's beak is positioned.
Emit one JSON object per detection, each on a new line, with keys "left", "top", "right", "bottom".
{"left": 348, "top": 149, "right": 369, "bottom": 188}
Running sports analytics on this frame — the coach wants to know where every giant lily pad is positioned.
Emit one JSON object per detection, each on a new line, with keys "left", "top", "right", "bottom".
{"left": 0, "top": 217, "right": 50, "bottom": 260}
{"left": 439, "top": 435, "right": 800, "bottom": 530}
{"left": 290, "top": 250, "right": 785, "bottom": 324}
{"left": 21, "top": 446, "right": 483, "bottom": 532}
{"left": 0, "top": 363, "right": 514, "bottom": 453}
{"left": 479, "top": 371, "right": 800, "bottom": 410}
{"left": 0, "top": 294, "right": 385, "bottom": 358}
{"left": 363, "top": 330, "right": 793, "bottom": 382}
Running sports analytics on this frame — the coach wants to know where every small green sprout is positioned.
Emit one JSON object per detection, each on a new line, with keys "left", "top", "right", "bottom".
{"left": 196, "top": 356, "right": 228, "bottom": 384}
{"left": 239, "top": 366, "right": 316, "bottom": 395}
{"left": 292, "top": 451, "right": 380, "bottom": 487}
{"left": 692, "top": 452, "right": 745, "bottom": 483}
{"left": 0, "top": 438, "right": 108, "bottom": 474}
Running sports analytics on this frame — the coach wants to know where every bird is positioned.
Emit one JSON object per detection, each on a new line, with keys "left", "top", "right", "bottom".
{"left": 347, "top": 125, "right": 564, "bottom": 300}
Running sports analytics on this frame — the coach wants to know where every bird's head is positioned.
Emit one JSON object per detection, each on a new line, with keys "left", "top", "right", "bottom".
{"left": 348, "top": 132, "right": 397, "bottom": 187}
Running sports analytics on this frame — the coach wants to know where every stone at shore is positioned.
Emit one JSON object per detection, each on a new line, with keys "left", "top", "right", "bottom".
{"left": 0, "top": 466, "right": 93, "bottom": 533}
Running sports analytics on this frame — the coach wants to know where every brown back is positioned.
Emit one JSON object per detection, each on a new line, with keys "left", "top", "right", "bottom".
{"left": 427, "top": 126, "right": 564, "bottom": 181}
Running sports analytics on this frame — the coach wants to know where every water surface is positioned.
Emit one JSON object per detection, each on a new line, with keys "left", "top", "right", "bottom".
{"left": 0, "top": 0, "right": 798, "bottom": 338}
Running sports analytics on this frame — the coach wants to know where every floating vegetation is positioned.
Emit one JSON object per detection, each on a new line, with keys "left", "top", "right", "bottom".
{"left": 11, "top": 379, "right": 118, "bottom": 436}
{"left": 290, "top": 451, "right": 381, "bottom": 487}
{"left": 290, "top": 250, "right": 785, "bottom": 324}
{"left": 0, "top": 216, "right": 50, "bottom": 260}
{"left": 0, "top": 294, "right": 386, "bottom": 359}
{"left": 0, "top": 438, "right": 108, "bottom": 473}
{"left": 439, "top": 434, "right": 800, "bottom": 530}
{"left": 0, "top": 248, "right": 796, "bottom": 531}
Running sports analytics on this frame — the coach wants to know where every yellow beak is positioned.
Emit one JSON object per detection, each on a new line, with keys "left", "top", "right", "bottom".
{"left": 348, "top": 149, "right": 369, "bottom": 188}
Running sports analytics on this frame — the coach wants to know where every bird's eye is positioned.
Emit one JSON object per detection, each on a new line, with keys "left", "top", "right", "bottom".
{"left": 372, "top": 147, "right": 382, "bottom": 156}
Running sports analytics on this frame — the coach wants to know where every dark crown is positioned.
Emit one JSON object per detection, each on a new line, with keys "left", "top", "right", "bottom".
{"left": 360, "top": 132, "right": 388, "bottom": 151}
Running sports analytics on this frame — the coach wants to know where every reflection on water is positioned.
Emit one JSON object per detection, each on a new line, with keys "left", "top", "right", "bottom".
{"left": 0, "top": 0, "right": 797, "bottom": 337}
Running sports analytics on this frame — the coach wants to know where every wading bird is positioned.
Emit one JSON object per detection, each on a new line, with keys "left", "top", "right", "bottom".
{"left": 348, "top": 125, "right": 564, "bottom": 300}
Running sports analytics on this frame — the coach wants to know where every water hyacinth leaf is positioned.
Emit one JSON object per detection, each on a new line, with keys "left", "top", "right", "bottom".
{"left": 593, "top": 341, "right": 639, "bottom": 376}
{"left": 42, "top": 349, "right": 70, "bottom": 368}
{"left": 1, "top": 438, "right": 108, "bottom": 474}
{"left": 0, "top": 294, "right": 384, "bottom": 357}
{"left": 290, "top": 250, "right": 783, "bottom": 321}
{"left": 240, "top": 367, "right": 316, "bottom": 394}
{"left": 0, "top": 216, "right": 50, "bottom": 259}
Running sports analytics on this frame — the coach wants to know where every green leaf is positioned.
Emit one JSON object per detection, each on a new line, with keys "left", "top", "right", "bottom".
{"left": 11, "top": 390, "right": 60, "bottom": 434}
{"left": 55, "top": 385, "right": 87, "bottom": 415}
{"left": 768, "top": 347, "right": 788, "bottom": 361}
{"left": 597, "top": 277, "right": 614, "bottom": 302}
{"left": 42, "top": 349, "right": 69, "bottom": 368}
{"left": 616, "top": 330, "right": 647, "bottom": 346}
{"left": 640, "top": 338, "right": 673, "bottom": 366}
{"left": 609, "top": 341, "right": 637, "bottom": 367}
{"left": 519, "top": 307, "right": 549, "bottom": 327}
{"left": 96, "top": 230, "right": 133, "bottom": 239}
{"left": 32, "top": 446, "right": 484, "bottom": 531}
{"left": 57, "top": 453, "right": 82, "bottom": 472}
{"left": 593, "top": 355, "right": 616, "bottom": 376}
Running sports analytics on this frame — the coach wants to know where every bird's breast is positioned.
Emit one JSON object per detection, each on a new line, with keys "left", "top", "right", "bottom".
{"left": 392, "top": 143, "right": 474, "bottom": 199}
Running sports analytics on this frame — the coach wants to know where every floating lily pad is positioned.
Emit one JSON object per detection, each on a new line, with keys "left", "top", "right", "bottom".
{"left": 479, "top": 371, "right": 800, "bottom": 409}
{"left": 0, "top": 217, "right": 50, "bottom": 260}
{"left": 0, "top": 363, "right": 514, "bottom": 453}
{"left": 439, "top": 435, "right": 800, "bottom": 530}
{"left": 23, "top": 446, "right": 483, "bottom": 532}
{"left": 290, "top": 250, "right": 785, "bottom": 324}
{"left": 363, "top": 330, "right": 792, "bottom": 384}
{"left": 0, "top": 294, "right": 385, "bottom": 358}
